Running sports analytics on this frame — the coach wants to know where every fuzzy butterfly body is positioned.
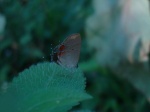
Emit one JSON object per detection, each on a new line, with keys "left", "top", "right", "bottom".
{"left": 51, "top": 33, "right": 81, "bottom": 68}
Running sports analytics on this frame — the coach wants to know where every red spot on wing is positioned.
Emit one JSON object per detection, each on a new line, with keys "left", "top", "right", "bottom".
{"left": 59, "top": 45, "right": 65, "bottom": 51}
{"left": 57, "top": 45, "right": 66, "bottom": 56}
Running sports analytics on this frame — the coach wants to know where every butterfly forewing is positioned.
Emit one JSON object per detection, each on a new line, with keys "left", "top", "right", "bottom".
{"left": 56, "top": 33, "right": 81, "bottom": 68}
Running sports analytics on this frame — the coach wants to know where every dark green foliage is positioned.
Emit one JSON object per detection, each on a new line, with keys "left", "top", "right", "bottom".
{"left": 0, "top": 0, "right": 91, "bottom": 82}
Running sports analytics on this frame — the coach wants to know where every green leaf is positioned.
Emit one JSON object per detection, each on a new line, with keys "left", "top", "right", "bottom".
{"left": 0, "top": 62, "right": 91, "bottom": 112}
{"left": 72, "top": 110, "right": 94, "bottom": 112}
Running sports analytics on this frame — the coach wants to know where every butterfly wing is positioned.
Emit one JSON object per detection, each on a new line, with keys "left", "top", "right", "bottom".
{"left": 57, "top": 33, "right": 81, "bottom": 68}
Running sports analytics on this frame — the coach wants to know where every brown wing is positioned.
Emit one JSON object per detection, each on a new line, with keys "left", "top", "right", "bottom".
{"left": 57, "top": 33, "right": 81, "bottom": 68}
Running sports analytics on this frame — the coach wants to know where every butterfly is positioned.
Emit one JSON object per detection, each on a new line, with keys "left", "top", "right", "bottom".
{"left": 51, "top": 33, "right": 81, "bottom": 68}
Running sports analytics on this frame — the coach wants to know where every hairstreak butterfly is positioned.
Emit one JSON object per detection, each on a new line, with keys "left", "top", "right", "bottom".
{"left": 51, "top": 33, "right": 81, "bottom": 68}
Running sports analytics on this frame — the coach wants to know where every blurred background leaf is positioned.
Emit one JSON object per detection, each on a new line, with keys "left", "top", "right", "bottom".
{"left": 85, "top": 0, "right": 150, "bottom": 111}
